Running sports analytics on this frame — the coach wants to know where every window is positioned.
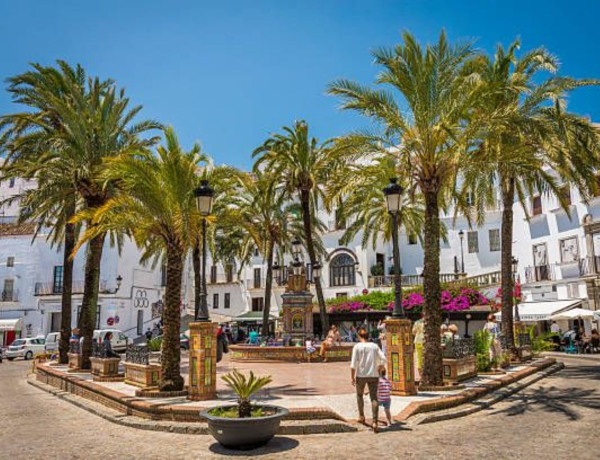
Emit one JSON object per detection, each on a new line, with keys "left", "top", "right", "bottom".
{"left": 8, "top": 178, "right": 15, "bottom": 188}
{"left": 336, "top": 292, "right": 348, "bottom": 299}
{"left": 559, "top": 237, "right": 579, "bottom": 264}
{"left": 568, "top": 283, "right": 580, "bottom": 298}
{"left": 210, "top": 265, "right": 217, "bottom": 284}
{"left": 467, "top": 231, "right": 479, "bottom": 254}
{"left": 224, "top": 293, "right": 231, "bottom": 309}
{"left": 6, "top": 257, "right": 14, "bottom": 267}
{"left": 532, "top": 195, "right": 542, "bottom": 216}
{"left": 225, "top": 264, "right": 233, "bottom": 283}
{"left": 408, "top": 233, "right": 418, "bottom": 245}
{"left": 558, "top": 185, "right": 571, "bottom": 207}
{"left": 329, "top": 253, "right": 356, "bottom": 287}
{"left": 251, "top": 297, "right": 264, "bottom": 312}
{"left": 213, "top": 293, "right": 219, "bottom": 309}
{"left": 253, "top": 268, "right": 261, "bottom": 288}
{"left": 53, "top": 266, "right": 64, "bottom": 294}
{"left": 488, "top": 229, "right": 500, "bottom": 252}
{"left": 2, "top": 279, "right": 14, "bottom": 301}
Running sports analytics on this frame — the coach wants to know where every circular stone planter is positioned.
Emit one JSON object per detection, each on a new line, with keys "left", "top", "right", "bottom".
{"left": 200, "top": 405, "right": 289, "bottom": 449}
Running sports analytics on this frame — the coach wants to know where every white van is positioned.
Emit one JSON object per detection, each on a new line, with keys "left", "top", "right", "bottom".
{"left": 44, "top": 332, "right": 60, "bottom": 352}
{"left": 93, "top": 329, "right": 129, "bottom": 353}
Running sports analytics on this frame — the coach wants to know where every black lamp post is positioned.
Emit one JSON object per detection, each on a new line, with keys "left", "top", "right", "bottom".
{"left": 312, "top": 261, "right": 321, "bottom": 283}
{"left": 383, "top": 178, "right": 405, "bottom": 319}
{"left": 272, "top": 261, "right": 281, "bottom": 285}
{"left": 115, "top": 275, "right": 123, "bottom": 293}
{"left": 512, "top": 256, "right": 520, "bottom": 322}
{"left": 458, "top": 229, "right": 465, "bottom": 274}
{"left": 194, "top": 179, "right": 214, "bottom": 321}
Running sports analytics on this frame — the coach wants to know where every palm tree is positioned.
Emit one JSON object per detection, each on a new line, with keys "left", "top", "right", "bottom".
{"left": 232, "top": 171, "right": 293, "bottom": 336}
{"left": 75, "top": 127, "right": 203, "bottom": 391}
{"left": 328, "top": 31, "right": 482, "bottom": 386}
{"left": 253, "top": 121, "right": 335, "bottom": 333}
{"left": 461, "top": 40, "right": 600, "bottom": 353}
{"left": 327, "top": 156, "right": 424, "bottom": 251}
{"left": 0, "top": 62, "right": 91, "bottom": 364}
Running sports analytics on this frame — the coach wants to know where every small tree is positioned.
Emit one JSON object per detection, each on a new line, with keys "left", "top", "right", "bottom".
{"left": 222, "top": 369, "right": 273, "bottom": 418}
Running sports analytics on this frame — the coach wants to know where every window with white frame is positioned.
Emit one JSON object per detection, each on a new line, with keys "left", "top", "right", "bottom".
{"left": 559, "top": 237, "right": 579, "bottom": 264}
{"left": 488, "top": 229, "right": 500, "bottom": 252}
{"left": 467, "top": 231, "right": 479, "bottom": 254}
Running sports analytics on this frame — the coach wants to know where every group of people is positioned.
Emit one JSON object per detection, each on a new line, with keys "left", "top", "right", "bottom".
{"left": 554, "top": 321, "right": 600, "bottom": 353}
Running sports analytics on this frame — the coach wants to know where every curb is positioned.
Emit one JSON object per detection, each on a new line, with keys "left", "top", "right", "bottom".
{"left": 27, "top": 376, "right": 357, "bottom": 435}
{"left": 409, "top": 361, "right": 565, "bottom": 425}
{"left": 543, "top": 352, "right": 600, "bottom": 363}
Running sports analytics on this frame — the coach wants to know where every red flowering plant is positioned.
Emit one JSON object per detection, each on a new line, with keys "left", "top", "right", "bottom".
{"left": 491, "top": 281, "right": 522, "bottom": 312}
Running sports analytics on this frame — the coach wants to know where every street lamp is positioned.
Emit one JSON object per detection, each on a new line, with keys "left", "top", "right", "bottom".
{"left": 291, "top": 238, "right": 302, "bottom": 257}
{"left": 312, "top": 262, "right": 322, "bottom": 280}
{"left": 115, "top": 275, "right": 123, "bottom": 293}
{"left": 272, "top": 261, "right": 281, "bottom": 285}
{"left": 383, "top": 178, "right": 405, "bottom": 318}
{"left": 458, "top": 229, "right": 465, "bottom": 274}
{"left": 194, "top": 179, "right": 215, "bottom": 321}
{"left": 292, "top": 258, "right": 303, "bottom": 276}
{"left": 512, "top": 256, "right": 520, "bottom": 322}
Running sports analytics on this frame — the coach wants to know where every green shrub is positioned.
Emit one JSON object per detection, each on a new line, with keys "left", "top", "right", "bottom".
{"left": 370, "top": 264, "right": 384, "bottom": 276}
{"left": 476, "top": 353, "right": 491, "bottom": 372}
{"left": 148, "top": 337, "right": 162, "bottom": 352}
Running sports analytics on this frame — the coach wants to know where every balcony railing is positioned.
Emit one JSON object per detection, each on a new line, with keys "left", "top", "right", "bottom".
{"left": 579, "top": 256, "right": 600, "bottom": 277}
{"left": 208, "top": 273, "right": 237, "bottom": 284}
{"left": 368, "top": 273, "right": 462, "bottom": 288}
{"left": 0, "top": 290, "right": 18, "bottom": 302}
{"left": 34, "top": 280, "right": 108, "bottom": 296}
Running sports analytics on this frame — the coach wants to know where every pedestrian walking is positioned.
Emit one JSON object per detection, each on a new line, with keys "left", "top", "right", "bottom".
{"left": 377, "top": 365, "right": 393, "bottom": 427}
{"left": 483, "top": 314, "right": 502, "bottom": 371}
{"left": 350, "top": 326, "right": 386, "bottom": 432}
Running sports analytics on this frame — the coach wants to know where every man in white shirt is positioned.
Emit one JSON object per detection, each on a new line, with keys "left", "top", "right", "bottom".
{"left": 351, "top": 326, "right": 386, "bottom": 432}
{"left": 550, "top": 321, "right": 561, "bottom": 334}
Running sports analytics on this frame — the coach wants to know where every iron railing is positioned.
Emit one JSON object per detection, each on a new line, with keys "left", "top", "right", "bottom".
{"left": 125, "top": 344, "right": 149, "bottom": 365}
{"left": 443, "top": 338, "right": 475, "bottom": 359}
{"left": 0, "top": 290, "right": 18, "bottom": 302}
{"left": 34, "top": 280, "right": 108, "bottom": 296}
{"left": 69, "top": 340, "right": 81, "bottom": 355}
{"left": 92, "top": 342, "right": 107, "bottom": 358}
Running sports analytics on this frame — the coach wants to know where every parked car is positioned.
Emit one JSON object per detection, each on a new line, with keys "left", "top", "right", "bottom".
{"left": 44, "top": 332, "right": 60, "bottom": 352}
{"left": 5, "top": 337, "right": 46, "bottom": 360}
{"left": 93, "top": 329, "right": 130, "bottom": 353}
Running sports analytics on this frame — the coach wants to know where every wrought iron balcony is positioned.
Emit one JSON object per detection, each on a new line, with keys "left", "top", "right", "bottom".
{"left": 0, "top": 290, "right": 18, "bottom": 302}
{"left": 34, "top": 280, "right": 108, "bottom": 296}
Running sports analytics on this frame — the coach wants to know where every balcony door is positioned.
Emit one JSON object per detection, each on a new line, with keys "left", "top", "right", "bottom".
{"left": 532, "top": 243, "right": 549, "bottom": 281}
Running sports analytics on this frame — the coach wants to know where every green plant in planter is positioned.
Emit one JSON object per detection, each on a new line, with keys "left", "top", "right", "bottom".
{"left": 370, "top": 264, "right": 384, "bottom": 276}
{"left": 147, "top": 337, "right": 162, "bottom": 352}
{"left": 222, "top": 369, "right": 273, "bottom": 418}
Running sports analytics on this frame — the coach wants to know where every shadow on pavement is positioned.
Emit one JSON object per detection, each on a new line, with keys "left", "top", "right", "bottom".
{"left": 208, "top": 436, "right": 300, "bottom": 456}
{"left": 489, "top": 385, "right": 600, "bottom": 421}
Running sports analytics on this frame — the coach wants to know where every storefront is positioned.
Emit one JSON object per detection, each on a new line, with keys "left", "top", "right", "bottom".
{"left": 0, "top": 318, "right": 23, "bottom": 347}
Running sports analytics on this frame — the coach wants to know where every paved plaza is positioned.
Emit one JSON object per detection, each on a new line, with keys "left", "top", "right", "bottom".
{"left": 1, "top": 356, "right": 599, "bottom": 459}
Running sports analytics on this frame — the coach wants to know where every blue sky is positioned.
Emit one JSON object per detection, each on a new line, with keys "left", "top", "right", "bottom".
{"left": 1, "top": 0, "right": 599, "bottom": 169}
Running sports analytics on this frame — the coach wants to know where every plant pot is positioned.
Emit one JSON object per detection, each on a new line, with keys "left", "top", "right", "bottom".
{"left": 200, "top": 404, "right": 289, "bottom": 449}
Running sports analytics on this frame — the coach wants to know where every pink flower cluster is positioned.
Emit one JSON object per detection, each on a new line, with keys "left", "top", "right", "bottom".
{"left": 386, "top": 288, "right": 488, "bottom": 312}
{"left": 329, "top": 301, "right": 371, "bottom": 313}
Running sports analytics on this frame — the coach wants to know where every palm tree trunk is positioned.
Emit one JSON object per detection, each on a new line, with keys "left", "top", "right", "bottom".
{"left": 421, "top": 187, "right": 443, "bottom": 386}
{"left": 500, "top": 176, "right": 516, "bottom": 355}
{"left": 262, "top": 240, "right": 275, "bottom": 336}
{"left": 159, "top": 243, "right": 184, "bottom": 391}
{"left": 79, "top": 231, "right": 106, "bottom": 369}
{"left": 58, "top": 202, "right": 76, "bottom": 364}
{"left": 300, "top": 189, "right": 329, "bottom": 333}
{"left": 193, "top": 238, "right": 201, "bottom": 320}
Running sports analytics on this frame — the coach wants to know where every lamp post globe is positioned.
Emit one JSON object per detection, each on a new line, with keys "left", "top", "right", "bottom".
{"left": 383, "top": 178, "right": 403, "bottom": 214}
{"left": 291, "top": 238, "right": 302, "bottom": 257}
{"left": 292, "top": 258, "right": 303, "bottom": 276}
{"left": 312, "top": 261, "right": 322, "bottom": 280}
{"left": 194, "top": 179, "right": 214, "bottom": 216}
{"left": 272, "top": 261, "right": 281, "bottom": 280}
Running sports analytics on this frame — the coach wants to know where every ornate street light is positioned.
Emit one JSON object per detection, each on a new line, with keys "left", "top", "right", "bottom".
{"left": 383, "top": 178, "right": 405, "bottom": 319}
{"left": 115, "top": 275, "right": 123, "bottom": 293}
{"left": 194, "top": 180, "right": 215, "bottom": 321}
{"left": 291, "top": 238, "right": 302, "bottom": 257}
{"left": 512, "top": 256, "right": 520, "bottom": 322}
{"left": 292, "top": 258, "right": 303, "bottom": 276}
{"left": 272, "top": 261, "right": 281, "bottom": 281}
{"left": 458, "top": 229, "right": 465, "bottom": 274}
{"left": 312, "top": 261, "right": 322, "bottom": 279}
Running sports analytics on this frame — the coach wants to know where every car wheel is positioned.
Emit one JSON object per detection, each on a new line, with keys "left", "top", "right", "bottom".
{"left": 7, "top": 357, "right": 14, "bottom": 361}
{"left": 25, "top": 351, "right": 33, "bottom": 360}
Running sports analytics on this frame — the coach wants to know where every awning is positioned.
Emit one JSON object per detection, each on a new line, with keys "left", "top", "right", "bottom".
{"left": 234, "top": 311, "right": 279, "bottom": 322}
{"left": 0, "top": 318, "right": 23, "bottom": 331}
{"left": 550, "top": 308, "right": 598, "bottom": 321}
{"left": 495, "top": 300, "right": 582, "bottom": 322}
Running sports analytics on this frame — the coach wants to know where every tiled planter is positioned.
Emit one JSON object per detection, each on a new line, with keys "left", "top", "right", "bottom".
{"left": 90, "top": 357, "right": 121, "bottom": 377}
{"left": 124, "top": 362, "right": 162, "bottom": 389}
{"left": 68, "top": 353, "right": 83, "bottom": 369}
{"left": 443, "top": 356, "right": 477, "bottom": 384}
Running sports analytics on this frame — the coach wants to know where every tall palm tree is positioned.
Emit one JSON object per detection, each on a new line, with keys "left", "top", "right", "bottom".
{"left": 232, "top": 171, "right": 293, "bottom": 336}
{"left": 0, "top": 62, "right": 91, "bottom": 364}
{"left": 328, "top": 31, "right": 482, "bottom": 386}
{"left": 462, "top": 40, "right": 600, "bottom": 353}
{"left": 2, "top": 62, "right": 161, "bottom": 368}
{"left": 75, "top": 127, "right": 203, "bottom": 391}
{"left": 253, "top": 121, "right": 335, "bottom": 333}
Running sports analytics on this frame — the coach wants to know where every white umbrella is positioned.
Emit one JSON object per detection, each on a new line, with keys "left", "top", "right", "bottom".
{"left": 549, "top": 308, "right": 597, "bottom": 321}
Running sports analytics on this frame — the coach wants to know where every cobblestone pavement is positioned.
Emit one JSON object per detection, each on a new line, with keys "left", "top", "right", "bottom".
{"left": 1, "top": 356, "right": 599, "bottom": 459}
